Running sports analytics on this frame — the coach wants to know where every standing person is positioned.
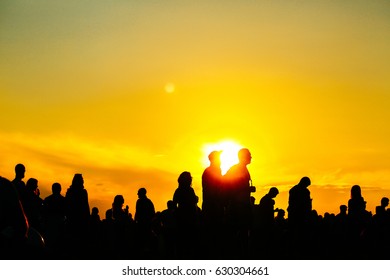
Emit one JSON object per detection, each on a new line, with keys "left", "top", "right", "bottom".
{"left": 24, "top": 178, "right": 43, "bottom": 234}
{"left": 173, "top": 171, "right": 199, "bottom": 258}
{"left": 286, "top": 176, "right": 312, "bottom": 258}
{"left": 348, "top": 185, "right": 367, "bottom": 219}
{"left": 287, "top": 177, "right": 312, "bottom": 227}
{"left": 201, "top": 150, "right": 224, "bottom": 258}
{"left": 12, "top": 163, "right": 27, "bottom": 207}
{"left": 255, "top": 187, "right": 279, "bottom": 258}
{"left": 346, "top": 184, "right": 370, "bottom": 258}
{"left": 65, "top": 173, "right": 90, "bottom": 258}
{"left": 0, "top": 176, "right": 29, "bottom": 259}
{"left": 42, "top": 183, "right": 66, "bottom": 257}
{"left": 105, "top": 195, "right": 133, "bottom": 259}
{"left": 224, "top": 148, "right": 255, "bottom": 258}
{"left": 134, "top": 188, "right": 156, "bottom": 258}
{"left": 135, "top": 188, "right": 155, "bottom": 231}
{"left": 202, "top": 150, "right": 223, "bottom": 222}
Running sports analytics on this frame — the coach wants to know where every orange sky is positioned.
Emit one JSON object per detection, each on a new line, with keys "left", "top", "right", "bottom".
{"left": 1, "top": 1, "right": 390, "bottom": 216}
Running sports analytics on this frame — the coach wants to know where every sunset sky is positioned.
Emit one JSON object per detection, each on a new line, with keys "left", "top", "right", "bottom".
{"left": 1, "top": 0, "right": 389, "bottom": 216}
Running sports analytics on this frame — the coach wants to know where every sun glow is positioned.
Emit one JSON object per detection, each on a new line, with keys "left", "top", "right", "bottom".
{"left": 202, "top": 140, "right": 243, "bottom": 175}
{"left": 164, "top": 83, "right": 175, "bottom": 93}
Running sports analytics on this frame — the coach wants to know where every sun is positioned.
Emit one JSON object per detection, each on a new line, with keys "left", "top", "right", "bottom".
{"left": 202, "top": 140, "right": 243, "bottom": 175}
{"left": 164, "top": 83, "right": 175, "bottom": 94}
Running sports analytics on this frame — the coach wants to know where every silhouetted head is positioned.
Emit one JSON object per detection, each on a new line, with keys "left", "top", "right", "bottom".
{"left": 15, "top": 163, "right": 26, "bottom": 179}
{"left": 208, "top": 150, "right": 222, "bottom": 166}
{"left": 105, "top": 209, "right": 113, "bottom": 220}
{"left": 269, "top": 187, "right": 279, "bottom": 198}
{"left": 351, "top": 185, "right": 362, "bottom": 199}
{"left": 238, "top": 148, "right": 252, "bottom": 165}
{"left": 71, "top": 173, "right": 84, "bottom": 189}
{"left": 137, "top": 187, "right": 147, "bottom": 198}
{"left": 91, "top": 207, "right": 99, "bottom": 216}
{"left": 298, "top": 177, "right": 311, "bottom": 188}
{"left": 340, "top": 205, "right": 347, "bottom": 213}
{"left": 167, "top": 200, "right": 176, "bottom": 210}
{"left": 26, "top": 178, "right": 38, "bottom": 192}
{"left": 381, "top": 197, "right": 389, "bottom": 208}
{"left": 52, "top": 182, "right": 61, "bottom": 195}
{"left": 178, "top": 171, "right": 192, "bottom": 188}
{"left": 113, "top": 195, "right": 124, "bottom": 207}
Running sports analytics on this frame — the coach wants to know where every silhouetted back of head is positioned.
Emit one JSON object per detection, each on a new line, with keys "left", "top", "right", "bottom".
{"left": 381, "top": 197, "right": 389, "bottom": 207}
{"left": 26, "top": 178, "right": 38, "bottom": 191}
{"left": 15, "top": 163, "right": 26, "bottom": 178}
{"left": 167, "top": 200, "right": 175, "bottom": 210}
{"left": 113, "top": 195, "right": 124, "bottom": 207}
{"left": 298, "top": 177, "right": 311, "bottom": 188}
{"left": 71, "top": 173, "right": 84, "bottom": 190}
{"left": 92, "top": 207, "right": 99, "bottom": 216}
{"left": 351, "top": 185, "right": 362, "bottom": 199}
{"left": 52, "top": 182, "right": 61, "bottom": 194}
{"left": 340, "top": 205, "right": 347, "bottom": 213}
{"left": 178, "top": 171, "right": 192, "bottom": 188}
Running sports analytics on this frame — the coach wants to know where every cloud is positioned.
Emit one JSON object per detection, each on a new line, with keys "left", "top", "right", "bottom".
{"left": 0, "top": 131, "right": 179, "bottom": 213}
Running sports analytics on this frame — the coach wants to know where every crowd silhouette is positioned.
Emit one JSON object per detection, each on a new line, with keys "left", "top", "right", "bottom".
{"left": 1, "top": 149, "right": 390, "bottom": 260}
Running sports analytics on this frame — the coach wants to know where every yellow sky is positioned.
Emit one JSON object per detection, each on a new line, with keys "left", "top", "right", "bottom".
{"left": 1, "top": 0, "right": 390, "bottom": 216}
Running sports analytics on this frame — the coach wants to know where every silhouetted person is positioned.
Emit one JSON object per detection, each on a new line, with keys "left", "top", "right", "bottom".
{"left": 12, "top": 163, "right": 27, "bottom": 207}
{"left": 24, "top": 178, "right": 43, "bottom": 234}
{"left": 201, "top": 151, "right": 224, "bottom": 258}
{"left": 224, "top": 148, "right": 255, "bottom": 258}
{"left": 337, "top": 205, "right": 348, "bottom": 219}
{"left": 134, "top": 188, "right": 158, "bottom": 257}
{"left": 173, "top": 171, "right": 199, "bottom": 258}
{"left": 371, "top": 197, "right": 390, "bottom": 258}
{"left": 42, "top": 182, "right": 66, "bottom": 257}
{"left": 87, "top": 206, "right": 103, "bottom": 258}
{"left": 286, "top": 177, "right": 312, "bottom": 259}
{"left": 160, "top": 200, "right": 178, "bottom": 258}
{"left": 258, "top": 187, "right": 279, "bottom": 227}
{"left": 202, "top": 150, "right": 224, "bottom": 224}
{"left": 91, "top": 207, "right": 101, "bottom": 223}
{"left": 377, "top": 197, "right": 389, "bottom": 215}
{"left": 346, "top": 185, "right": 370, "bottom": 258}
{"left": 0, "top": 176, "right": 29, "bottom": 259}
{"left": 135, "top": 188, "right": 155, "bottom": 231}
{"left": 287, "top": 177, "right": 312, "bottom": 227}
{"left": 43, "top": 183, "right": 66, "bottom": 221}
{"left": 65, "top": 173, "right": 90, "bottom": 258}
{"left": 255, "top": 187, "right": 279, "bottom": 258}
{"left": 348, "top": 185, "right": 367, "bottom": 218}
{"left": 104, "top": 195, "right": 133, "bottom": 259}
{"left": 335, "top": 204, "right": 348, "bottom": 235}
{"left": 275, "top": 209, "right": 286, "bottom": 226}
